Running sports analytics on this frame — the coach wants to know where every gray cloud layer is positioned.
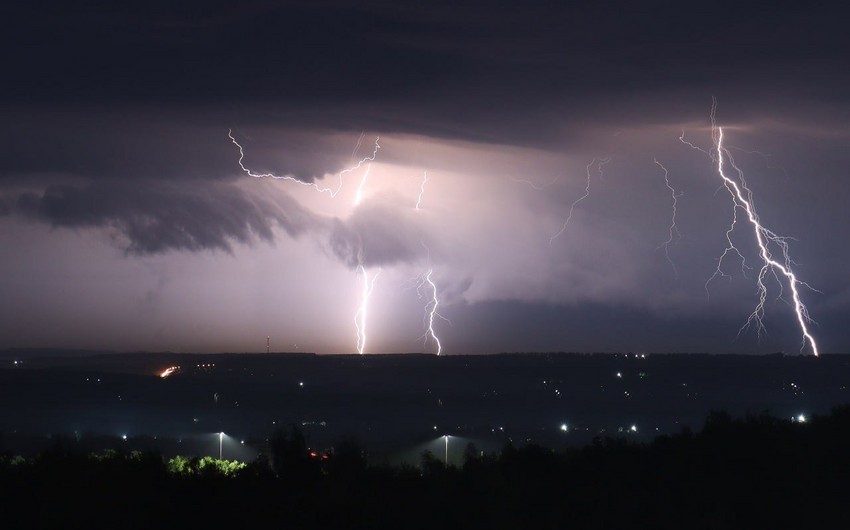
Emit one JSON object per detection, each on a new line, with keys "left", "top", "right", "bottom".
{"left": 12, "top": 180, "right": 320, "bottom": 255}
{"left": 1, "top": 1, "right": 849, "bottom": 353}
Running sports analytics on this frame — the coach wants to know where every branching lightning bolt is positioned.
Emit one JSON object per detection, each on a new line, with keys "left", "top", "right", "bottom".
{"left": 549, "top": 158, "right": 610, "bottom": 245}
{"left": 679, "top": 130, "right": 711, "bottom": 156}
{"left": 228, "top": 129, "right": 380, "bottom": 198}
{"left": 355, "top": 265, "right": 381, "bottom": 355}
{"left": 728, "top": 145, "right": 789, "bottom": 181}
{"left": 654, "top": 158, "right": 682, "bottom": 278}
{"left": 230, "top": 129, "right": 385, "bottom": 354}
{"left": 415, "top": 267, "right": 448, "bottom": 355}
{"left": 695, "top": 99, "right": 820, "bottom": 356}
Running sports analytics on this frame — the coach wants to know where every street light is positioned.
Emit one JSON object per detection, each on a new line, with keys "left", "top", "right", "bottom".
{"left": 219, "top": 432, "right": 224, "bottom": 460}
{"left": 444, "top": 435, "right": 449, "bottom": 467}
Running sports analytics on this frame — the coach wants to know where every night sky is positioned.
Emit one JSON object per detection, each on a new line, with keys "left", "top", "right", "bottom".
{"left": 1, "top": 1, "right": 849, "bottom": 354}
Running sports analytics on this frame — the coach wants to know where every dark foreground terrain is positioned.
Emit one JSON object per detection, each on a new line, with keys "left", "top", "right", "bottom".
{"left": 2, "top": 350, "right": 848, "bottom": 463}
{"left": 2, "top": 408, "right": 850, "bottom": 529}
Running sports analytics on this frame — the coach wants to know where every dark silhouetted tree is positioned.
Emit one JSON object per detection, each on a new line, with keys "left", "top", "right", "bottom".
{"left": 328, "top": 436, "right": 366, "bottom": 478}
{"left": 268, "top": 424, "right": 317, "bottom": 481}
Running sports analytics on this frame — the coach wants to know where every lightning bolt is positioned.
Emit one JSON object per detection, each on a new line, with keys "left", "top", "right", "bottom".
{"left": 728, "top": 145, "right": 790, "bottom": 181}
{"left": 679, "top": 130, "right": 711, "bottom": 156}
{"left": 413, "top": 174, "right": 447, "bottom": 353}
{"left": 654, "top": 158, "right": 682, "bottom": 278}
{"left": 228, "top": 129, "right": 380, "bottom": 198}
{"left": 354, "top": 264, "right": 381, "bottom": 355}
{"left": 350, "top": 131, "right": 365, "bottom": 160}
{"left": 549, "top": 158, "right": 610, "bottom": 245}
{"left": 230, "top": 129, "right": 385, "bottom": 354}
{"left": 353, "top": 163, "right": 372, "bottom": 206}
{"left": 415, "top": 171, "right": 429, "bottom": 210}
{"left": 414, "top": 267, "right": 447, "bottom": 355}
{"left": 696, "top": 99, "right": 820, "bottom": 356}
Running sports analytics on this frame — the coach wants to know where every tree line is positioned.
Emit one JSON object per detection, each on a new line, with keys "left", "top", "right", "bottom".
{"left": 3, "top": 407, "right": 850, "bottom": 529}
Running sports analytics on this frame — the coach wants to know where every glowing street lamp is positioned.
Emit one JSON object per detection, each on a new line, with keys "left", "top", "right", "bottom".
{"left": 444, "top": 435, "right": 449, "bottom": 467}
{"left": 219, "top": 432, "right": 224, "bottom": 460}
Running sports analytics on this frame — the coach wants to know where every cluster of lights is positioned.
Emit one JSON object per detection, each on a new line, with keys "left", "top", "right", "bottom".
{"left": 159, "top": 366, "right": 179, "bottom": 378}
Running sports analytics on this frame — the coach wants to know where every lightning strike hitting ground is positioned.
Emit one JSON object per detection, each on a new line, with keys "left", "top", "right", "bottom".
{"left": 416, "top": 267, "right": 446, "bottom": 355}
{"left": 549, "top": 158, "right": 610, "bottom": 245}
{"left": 355, "top": 265, "right": 381, "bottom": 355}
{"left": 654, "top": 158, "right": 682, "bottom": 278}
{"left": 412, "top": 174, "right": 448, "bottom": 353}
{"left": 228, "top": 129, "right": 380, "bottom": 198}
{"left": 694, "top": 100, "right": 820, "bottom": 356}
{"left": 230, "top": 129, "right": 384, "bottom": 354}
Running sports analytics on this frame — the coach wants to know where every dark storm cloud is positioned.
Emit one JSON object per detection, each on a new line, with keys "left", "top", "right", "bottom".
{"left": 5, "top": 176, "right": 430, "bottom": 269}
{"left": 12, "top": 180, "right": 323, "bottom": 254}
{"left": 1, "top": 0, "right": 849, "bottom": 354}
{"left": 328, "top": 198, "right": 427, "bottom": 268}
{"left": 0, "top": 112, "right": 365, "bottom": 185}
{"left": 2, "top": 1, "right": 847, "bottom": 148}
{"left": 0, "top": 1, "right": 847, "bottom": 181}
{"left": 0, "top": 1, "right": 463, "bottom": 103}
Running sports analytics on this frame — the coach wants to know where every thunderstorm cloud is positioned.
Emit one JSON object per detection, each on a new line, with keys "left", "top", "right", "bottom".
{"left": 12, "top": 180, "right": 321, "bottom": 255}
{"left": 1, "top": 1, "right": 849, "bottom": 353}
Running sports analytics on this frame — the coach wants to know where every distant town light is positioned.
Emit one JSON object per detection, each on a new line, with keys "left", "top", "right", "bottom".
{"left": 560, "top": 423, "right": 568, "bottom": 432}
{"left": 796, "top": 414, "right": 807, "bottom": 423}
{"left": 630, "top": 425, "right": 638, "bottom": 433}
